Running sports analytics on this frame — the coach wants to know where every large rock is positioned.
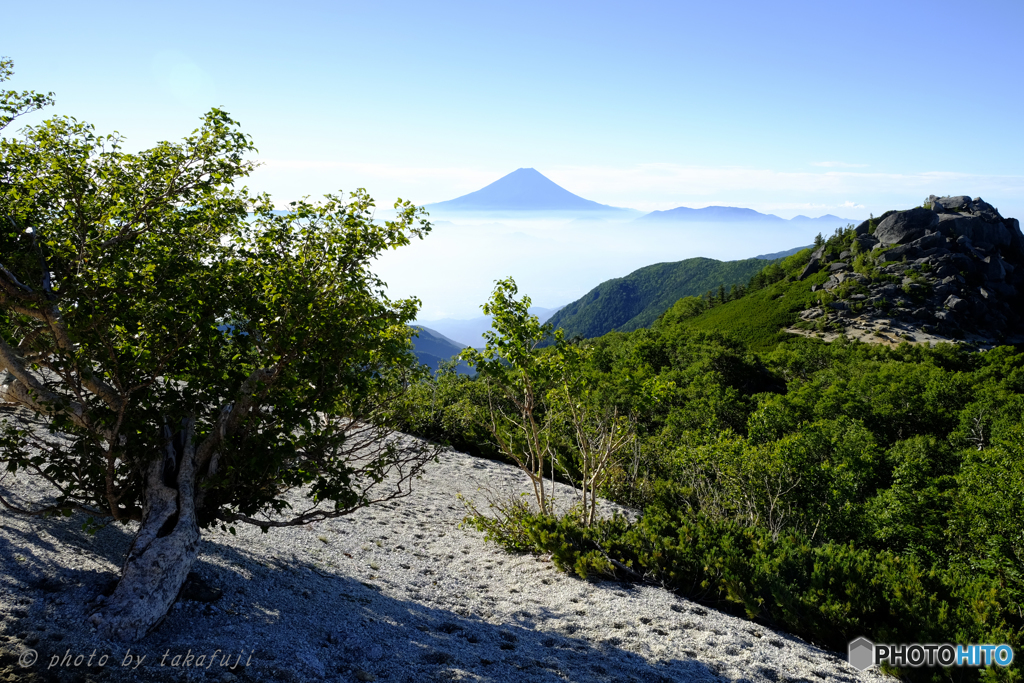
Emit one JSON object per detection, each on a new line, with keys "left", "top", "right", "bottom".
{"left": 1006, "top": 217, "right": 1024, "bottom": 257}
{"left": 879, "top": 243, "right": 921, "bottom": 262}
{"left": 936, "top": 213, "right": 961, "bottom": 236}
{"left": 930, "top": 195, "right": 971, "bottom": 212}
{"left": 982, "top": 254, "right": 1007, "bottom": 281}
{"left": 944, "top": 295, "right": 968, "bottom": 312}
{"left": 798, "top": 245, "right": 828, "bottom": 280}
{"left": 875, "top": 208, "right": 939, "bottom": 246}
{"left": 970, "top": 198, "right": 1002, "bottom": 222}
{"left": 906, "top": 232, "right": 947, "bottom": 251}
{"left": 940, "top": 214, "right": 1011, "bottom": 247}
{"left": 798, "top": 261, "right": 820, "bottom": 280}
{"left": 798, "top": 245, "right": 831, "bottom": 280}
{"left": 949, "top": 252, "right": 977, "bottom": 274}
{"left": 854, "top": 234, "right": 879, "bottom": 251}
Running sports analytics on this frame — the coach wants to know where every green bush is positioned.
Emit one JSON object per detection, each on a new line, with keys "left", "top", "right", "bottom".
{"left": 469, "top": 504, "right": 1020, "bottom": 680}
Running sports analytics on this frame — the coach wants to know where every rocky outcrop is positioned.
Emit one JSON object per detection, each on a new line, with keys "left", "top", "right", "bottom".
{"left": 795, "top": 196, "right": 1024, "bottom": 345}
{"left": 873, "top": 207, "right": 939, "bottom": 245}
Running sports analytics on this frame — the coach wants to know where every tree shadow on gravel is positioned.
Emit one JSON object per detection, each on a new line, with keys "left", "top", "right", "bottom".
{"left": 171, "top": 539, "right": 739, "bottom": 683}
{"left": 0, "top": 491, "right": 846, "bottom": 683}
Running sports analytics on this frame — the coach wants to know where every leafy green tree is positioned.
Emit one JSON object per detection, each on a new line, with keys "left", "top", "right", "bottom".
{"left": 460, "top": 278, "right": 563, "bottom": 513}
{"left": 548, "top": 342, "right": 652, "bottom": 527}
{"left": 0, "top": 58, "right": 52, "bottom": 128}
{"left": 866, "top": 435, "right": 956, "bottom": 563}
{"left": 462, "top": 279, "right": 665, "bottom": 530}
{"left": 0, "top": 63, "right": 436, "bottom": 641}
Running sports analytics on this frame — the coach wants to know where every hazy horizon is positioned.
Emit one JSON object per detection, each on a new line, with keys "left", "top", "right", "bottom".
{"left": 374, "top": 212, "right": 825, "bottom": 320}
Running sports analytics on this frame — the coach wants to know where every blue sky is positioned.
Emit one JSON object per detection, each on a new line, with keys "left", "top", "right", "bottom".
{"left": 5, "top": 0, "right": 1023, "bottom": 219}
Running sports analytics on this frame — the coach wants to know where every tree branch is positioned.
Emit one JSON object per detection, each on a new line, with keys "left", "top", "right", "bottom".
{"left": 0, "top": 337, "right": 91, "bottom": 429}
{"left": 194, "top": 366, "right": 277, "bottom": 471}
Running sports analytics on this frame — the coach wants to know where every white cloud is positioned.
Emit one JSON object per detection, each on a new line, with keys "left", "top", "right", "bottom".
{"left": 810, "top": 161, "right": 870, "bottom": 168}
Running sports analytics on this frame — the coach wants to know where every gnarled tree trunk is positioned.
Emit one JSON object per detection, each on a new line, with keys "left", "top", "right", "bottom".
{"left": 90, "top": 420, "right": 201, "bottom": 641}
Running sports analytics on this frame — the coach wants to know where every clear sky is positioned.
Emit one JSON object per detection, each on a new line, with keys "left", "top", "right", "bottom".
{"left": 5, "top": 0, "right": 1023, "bottom": 220}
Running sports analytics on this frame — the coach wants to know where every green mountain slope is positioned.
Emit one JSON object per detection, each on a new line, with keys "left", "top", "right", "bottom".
{"left": 410, "top": 326, "right": 474, "bottom": 374}
{"left": 662, "top": 248, "right": 824, "bottom": 351}
{"left": 546, "top": 257, "right": 775, "bottom": 339}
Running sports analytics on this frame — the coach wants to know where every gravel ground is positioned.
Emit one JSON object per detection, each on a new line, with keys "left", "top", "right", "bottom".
{"left": 0, "top": 436, "right": 890, "bottom": 683}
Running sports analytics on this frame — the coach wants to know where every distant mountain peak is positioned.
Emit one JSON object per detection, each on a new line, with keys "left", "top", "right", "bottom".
{"left": 426, "top": 168, "right": 632, "bottom": 213}
{"left": 638, "top": 205, "right": 785, "bottom": 223}
{"left": 637, "top": 206, "right": 857, "bottom": 225}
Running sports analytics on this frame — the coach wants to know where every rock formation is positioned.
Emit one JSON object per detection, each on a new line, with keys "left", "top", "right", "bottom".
{"left": 794, "top": 196, "right": 1024, "bottom": 345}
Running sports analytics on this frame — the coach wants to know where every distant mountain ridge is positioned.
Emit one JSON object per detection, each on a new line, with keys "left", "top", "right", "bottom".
{"left": 409, "top": 326, "right": 473, "bottom": 375}
{"left": 416, "top": 306, "right": 563, "bottom": 348}
{"left": 424, "top": 169, "right": 860, "bottom": 230}
{"left": 426, "top": 168, "right": 632, "bottom": 213}
{"left": 637, "top": 206, "right": 856, "bottom": 227}
{"left": 545, "top": 257, "right": 775, "bottom": 340}
{"left": 755, "top": 245, "right": 814, "bottom": 260}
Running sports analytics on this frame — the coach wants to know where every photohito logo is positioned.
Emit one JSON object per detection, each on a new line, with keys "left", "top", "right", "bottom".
{"left": 848, "top": 637, "right": 1014, "bottom": 670}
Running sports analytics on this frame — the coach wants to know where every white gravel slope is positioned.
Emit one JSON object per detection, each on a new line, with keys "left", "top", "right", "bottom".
{"left": 0, "top": 438, "right": 890, "bottom": 683}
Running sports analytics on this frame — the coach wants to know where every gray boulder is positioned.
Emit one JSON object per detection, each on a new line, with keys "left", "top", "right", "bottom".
{"left": 879, "top": 243, "right": 921, "bottom": 262}
{"left": 1006, "top": 217, "right": 1024, "bottom": 257}
{"left": 920, "top": 246, "right": 950, "bottom": 259}
{"left": 932, "top": 195, "right": 971, "bottom": 212}
{"left": 875, "top": 208, "right": 939, "bottom": 246}
{"left": 936, "top": 213, "right": 959, "bottom": 235}
{"left": 905, "top": 232, "right": 947, "bottom": 251}
{"left": 854, "top": 219, "right": 872, "bottom": 235}
{"left": 950, "top": 252, "right": 976, "bottom": 274}
{"left": 986, "top": 281, "right": 1017, "bottom": 297}
{"left": 982, "top": 254, "right": 1007, "bottom": 281}
{"left": 798, "top": 245, "right": 830, "bottom": 280}
{"left": 798, "top": 261, "right": 820, "bottom": 280}
{"left": 955, "top": 215, "right": 1010, "bottom": 247}
{"left": 938, "top": 213, "right": 1011, "bottom": 247}
{"left": 855, "top": 234, "right": 879, "bottom": 251}
{"left": 979, "top": 221, "right": 1012, "bottom": 247}
{"left": 970, "top": 198, "right": 1002, "bottom": 222}
{"left": 944, "top": 295, "right": 968, "bottom": 312}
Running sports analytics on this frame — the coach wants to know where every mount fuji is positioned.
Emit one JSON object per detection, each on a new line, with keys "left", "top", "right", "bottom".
{"left": 425, "top": 168, "right": 635, "bottom": 214}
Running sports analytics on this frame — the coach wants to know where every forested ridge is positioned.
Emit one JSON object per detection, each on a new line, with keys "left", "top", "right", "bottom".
{"left": 400, "top": 233, "right": 1024, "bottom": 681}
{"left": 545, "top": 256, "right": 774, "bottom": 340}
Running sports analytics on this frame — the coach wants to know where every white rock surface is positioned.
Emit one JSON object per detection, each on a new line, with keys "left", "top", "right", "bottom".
{"left": 0, "top": 438, "right": 890, "bottom": 682}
